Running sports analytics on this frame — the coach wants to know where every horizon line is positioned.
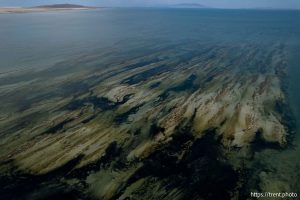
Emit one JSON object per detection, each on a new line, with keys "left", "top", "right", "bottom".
{"left": 0, "top": 4, "right": 299, "bottom": 11}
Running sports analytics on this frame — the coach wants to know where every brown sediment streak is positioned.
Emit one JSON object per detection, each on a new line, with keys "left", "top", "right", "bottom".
{"left": 0, "top": 42, "right": 293, "bottom": 199}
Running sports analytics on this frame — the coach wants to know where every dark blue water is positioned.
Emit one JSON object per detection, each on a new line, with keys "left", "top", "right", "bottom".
{"left": 1, "top": 8, "right": 299, "bottom": 71}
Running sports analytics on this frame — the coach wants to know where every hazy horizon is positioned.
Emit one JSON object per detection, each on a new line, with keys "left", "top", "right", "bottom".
{"left": 0, "top": 0, "right": 300, "bottom": 9}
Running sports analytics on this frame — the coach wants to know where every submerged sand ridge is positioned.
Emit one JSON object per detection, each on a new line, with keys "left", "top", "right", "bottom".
{"left": 0, "top": 42, "right": 295, "bottom": 199}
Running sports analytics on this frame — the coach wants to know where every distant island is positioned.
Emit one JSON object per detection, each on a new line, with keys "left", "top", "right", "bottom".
{"left": 32, "top": 4, "right": 94, "bottom": 9}
{"left": 0, "top": 4, "right": 97, "bottom": 14}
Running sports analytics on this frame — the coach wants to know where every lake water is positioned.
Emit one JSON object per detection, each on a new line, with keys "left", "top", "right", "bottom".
{"left": 1, "top": 8, "right": 300, "bottom": 199}
{"left": 1, "top": 8, "right": 299, "bottom": 71}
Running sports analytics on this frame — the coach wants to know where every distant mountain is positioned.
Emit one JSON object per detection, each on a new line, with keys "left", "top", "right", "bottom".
{"left": 33, "top": 4, "right": 93, "bottom": 9}
{"left": 168, "top": 3, "right": 207, "bottom": 8}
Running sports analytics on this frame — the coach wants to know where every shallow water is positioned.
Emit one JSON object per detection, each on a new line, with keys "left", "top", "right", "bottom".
{"left": 1, "top": 8, "right": 300, "bottom": 199}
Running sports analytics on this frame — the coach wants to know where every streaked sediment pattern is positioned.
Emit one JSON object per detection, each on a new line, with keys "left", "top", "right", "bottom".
{"left": 0, "top": 42, "right": 295, "bottom": 199}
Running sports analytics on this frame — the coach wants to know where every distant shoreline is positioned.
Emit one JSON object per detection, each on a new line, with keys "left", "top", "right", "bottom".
{"left": 0, "top": 6, "right": 299, "bottom": 14}
{"left": 0, "top": 6, "right": 98, "bottom": 14}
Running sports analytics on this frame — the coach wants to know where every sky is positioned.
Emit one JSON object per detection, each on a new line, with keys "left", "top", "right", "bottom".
{"left": 0, "top": 0, "right": 300, "bottom": 9}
